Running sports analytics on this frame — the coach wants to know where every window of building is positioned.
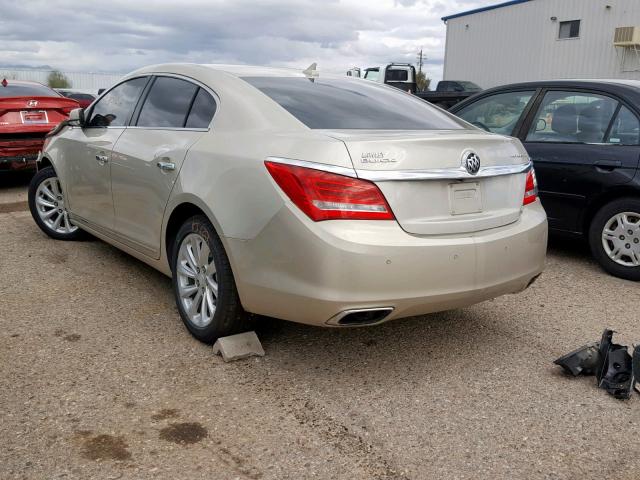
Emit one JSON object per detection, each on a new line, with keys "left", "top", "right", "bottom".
{"left": 558, "top": 20, "right": 580, "bottom": 39}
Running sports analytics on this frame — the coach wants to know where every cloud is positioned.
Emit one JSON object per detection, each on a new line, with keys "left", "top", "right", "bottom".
{"left": 0, "top": 0, "right": 495, "bottom": 84}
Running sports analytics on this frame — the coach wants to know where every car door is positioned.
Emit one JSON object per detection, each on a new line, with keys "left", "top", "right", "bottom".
{"left": 452, "top": 89, "right": 538, "bottom": 136}
{"left": 519, "top": 90, "right": 640, "bottom": 234}
{"left": 109, "top": 76, "right": 217, "bottom": 258}
{"left": 64, "top": 76, "right": 149, "bottom": 230}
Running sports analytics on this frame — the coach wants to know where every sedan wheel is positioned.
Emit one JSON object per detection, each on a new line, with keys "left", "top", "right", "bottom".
{"left": 28, "top": 166, "right": 84, "bottom": 241}
{"left": 589, "top": 198, "right": 640, "bottom": 281}
{"left": 176, "top": 233, "right": 219, "bottom": 328}
{"left": 601, "top": 212, "right": 640, "bottom": 267}
{"left": 172, "top": 215, "right": 251, "bottom": 343}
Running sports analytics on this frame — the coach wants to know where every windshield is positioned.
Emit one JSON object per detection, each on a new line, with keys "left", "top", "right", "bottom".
{"left": 0, "top": 83, "right": 59, "bottom": 98}
{"left": 363, "top": 69, "right": 379, "bottom": 81}
{"left": 243, "top": 76, "right": 467, "bottom": 130}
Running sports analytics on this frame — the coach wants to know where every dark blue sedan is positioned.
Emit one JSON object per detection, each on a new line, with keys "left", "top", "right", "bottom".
{"left": 450, "top": 80, "right": 640, "bottom": 281}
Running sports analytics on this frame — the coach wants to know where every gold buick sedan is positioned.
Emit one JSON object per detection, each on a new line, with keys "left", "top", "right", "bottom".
{"left": 28, "top": 64, "right": 547, "bottom": 343}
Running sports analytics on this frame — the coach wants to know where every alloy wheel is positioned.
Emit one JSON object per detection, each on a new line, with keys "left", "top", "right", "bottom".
{"left": 601, "top": 211, "right": 640, "bottom": 267}
{"left": 176, "top": 233, "right": 219, "bottom": 327}
{"left": 35, "top": 177, "right": 78, "bottom": 235}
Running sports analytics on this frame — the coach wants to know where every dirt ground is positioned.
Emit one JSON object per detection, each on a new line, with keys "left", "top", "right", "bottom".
{"left": 1, "top": 175, "right": 640, "bottom": 480}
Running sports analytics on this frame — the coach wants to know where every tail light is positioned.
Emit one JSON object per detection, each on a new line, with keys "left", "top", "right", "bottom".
{"left": 523, "top": 169, "right": 538, "bottom": 206}
{"left": 264, "top": 161, "right": 394, "bottom": 221}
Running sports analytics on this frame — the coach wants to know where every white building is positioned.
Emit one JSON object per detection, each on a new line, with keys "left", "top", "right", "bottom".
{"left": 0, "top": 68, "right": 123, "bottom": 93}
{"left": 442, "top": 0, "right": 640, "bottom": 89}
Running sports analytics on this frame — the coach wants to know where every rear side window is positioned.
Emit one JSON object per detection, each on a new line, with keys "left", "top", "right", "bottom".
{"left": 243, "top": 77, "right": 466, "bottom": 130}
{"left": 185, "top": 88, "right": 216, "bottom": 128}
{"left": 526, "top": 91, "right": 617, "bottom": 144}
{"left": 137, "top": 77, "right": 198, "bottom": 128}
{"left": 0, "top": 83, "right": 58, "bottom": 98}
{"left": 607, "top": 105, "right": 640, "bottom": 145}
{"left": 87, "top": 77, "right": 148, "bottom": 127}
{"left": 386, "top": 69, "right": 408, "bottom": 82}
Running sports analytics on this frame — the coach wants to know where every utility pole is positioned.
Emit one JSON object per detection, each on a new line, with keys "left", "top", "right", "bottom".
{"left": 416, "top": 48, "right": 424, "bottom": 74}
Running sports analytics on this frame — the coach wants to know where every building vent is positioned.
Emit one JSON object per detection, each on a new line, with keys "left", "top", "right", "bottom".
{"left": 614, "top": 26, "right": 640, "bottom": 46}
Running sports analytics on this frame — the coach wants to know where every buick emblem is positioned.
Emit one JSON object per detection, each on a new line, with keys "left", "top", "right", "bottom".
{"left": 463, "top": 151, "right": 481, "bottom": 175}
{"left": 27, "top": 99, "right": 38, "bottom": 107}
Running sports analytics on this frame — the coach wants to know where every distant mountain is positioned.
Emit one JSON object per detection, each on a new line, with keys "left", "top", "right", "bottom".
{"left": 0, "top": 64, "right": 54, "bottom": 70}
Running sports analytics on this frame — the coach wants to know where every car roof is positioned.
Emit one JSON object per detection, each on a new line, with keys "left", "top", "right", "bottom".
{"left": 481, "top": 78, "right": 640, "bottom": 90}
{"left": 128, "top": 63, "right": 359, "bottom": 82}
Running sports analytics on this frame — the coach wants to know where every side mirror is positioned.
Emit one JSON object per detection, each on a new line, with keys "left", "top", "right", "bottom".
{"left": 68, "top": 108, "right": 85, "bottom": 126}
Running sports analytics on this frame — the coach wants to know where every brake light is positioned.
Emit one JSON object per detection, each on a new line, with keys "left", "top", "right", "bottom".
{"left": 523, "top": 169, "right": 538, "bottom": 206}
{"left": 264, "top": 161, "right": 394, "bottom": 221}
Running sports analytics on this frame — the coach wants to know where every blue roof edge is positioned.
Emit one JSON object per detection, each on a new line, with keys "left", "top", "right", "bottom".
{"left": 442, "top": 0, "right": 533, "bottom": 22}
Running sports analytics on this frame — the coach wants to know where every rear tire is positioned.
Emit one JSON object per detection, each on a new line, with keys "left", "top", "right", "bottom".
{"left": 171, "top": 215, "right": 252, "bottom": 343}
{"left": 28, "top": 167, "right": 84, "bottom": 241}
{"left": 588, "top": 197, "right": 640, "bottom": 281}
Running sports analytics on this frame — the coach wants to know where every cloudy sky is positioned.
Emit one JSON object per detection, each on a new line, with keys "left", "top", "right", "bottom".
{"left": 0, "top": 0, "right": 496, "bottom": 83}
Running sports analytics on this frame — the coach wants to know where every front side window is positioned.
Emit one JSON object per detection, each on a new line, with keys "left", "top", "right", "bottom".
{"left": 559, "top": 20, "right": 580, "bottom": 39}
{"left": 455, "top": 90, "right": 535, "bottom": 135}
{"left": 136, "top": 77, "right": 198, "bottom": 128}
{"left": 607, "top": 105, "right": 640, "bottom": 145}
{"left": 243, "top": 76, "right": 467, "bottom": 130}
{"left": 87, "top": 77, "right": 148, "bottom": 127}
{"left": 526, "top": 91, "right": 617, "bottom": 144}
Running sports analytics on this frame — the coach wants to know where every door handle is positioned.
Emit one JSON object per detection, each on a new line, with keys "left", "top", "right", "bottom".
{"left": 157, "top": 161, "right": 176, "bottom": 171}
{"left": 594, "top": 160, "right": 622, "bottom": 172}
{"left": 95, "top": 154, "right": 109, "bottom": 164}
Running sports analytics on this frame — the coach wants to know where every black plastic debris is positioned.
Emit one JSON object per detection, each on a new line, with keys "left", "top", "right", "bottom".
{"left": 554, "top": 342, "right": 601, "bottom": 376}
{"left": 554, "top": 329, "right": 637, "bottom": 400}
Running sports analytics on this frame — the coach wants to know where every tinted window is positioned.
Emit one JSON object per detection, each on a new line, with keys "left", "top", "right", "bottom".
{"left": 137, "top": 77, "right": 198, "bottom": 128}
{"left": 559, "top": 20, "right": 580, "bottom": 39}
{"left": 243, "top": 77, "right": 466, "bottom": 130}
{"left": 0, "top": 83, "right": 58, "bottom": 98}
{"left": 456, "top": 90, "right": 535, "bottom": 135}
{"left": 386, "top": 69, "right": 408, "bottom": 82}
{"left": 87, "top": 77, "right": 148, "bottom": 127}
{"left": 607, "top": 105, "right": 640, "bottom": 145}
{"left": 526, "top": 91, "right": 617, "bottom": 144}
{"left": 185, "top": 88, "right": 216, "bottom": 128}
{"left": 69, "top": 93, "right": 95, "bottom": 102}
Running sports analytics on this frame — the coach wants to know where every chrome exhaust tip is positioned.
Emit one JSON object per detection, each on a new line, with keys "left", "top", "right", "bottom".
{"left": 326, "top": 307, "right": 394, "bottom": 327}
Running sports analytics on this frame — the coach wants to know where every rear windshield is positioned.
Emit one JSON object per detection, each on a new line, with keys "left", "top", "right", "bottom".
{"left": 0, "top": 83, "right": 59, "bottom": 98}
{"left": 243, "top": 77, "right": 466, "bottom": 130}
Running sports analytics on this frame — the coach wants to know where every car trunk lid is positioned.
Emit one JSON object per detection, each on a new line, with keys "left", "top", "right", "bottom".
{"left": 0, "top": 96, "right": 79, "bottom": 134}
{"left": 319, "top": 129, "right": 531, "bottom": 235}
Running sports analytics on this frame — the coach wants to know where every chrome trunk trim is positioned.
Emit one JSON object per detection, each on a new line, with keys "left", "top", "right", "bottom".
{"left": 355, "top": 161, "right": 532, "bottom": 182}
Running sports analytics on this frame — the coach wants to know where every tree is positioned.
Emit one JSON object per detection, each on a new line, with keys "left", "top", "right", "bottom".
{"left": 47, "top": 70, "right": 71, "bottom": 88}
{"left": 416, "top": 71, "right": 431, "bottom": 92}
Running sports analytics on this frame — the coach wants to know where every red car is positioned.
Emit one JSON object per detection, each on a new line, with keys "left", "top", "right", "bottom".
{"left": 0, "top": 79, "right": 79, "bottom": 172}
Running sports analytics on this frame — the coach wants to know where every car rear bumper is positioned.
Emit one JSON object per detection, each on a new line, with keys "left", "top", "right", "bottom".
{"left": 0, "top": 136, "right": 45, "bottom": 171}
{"left": 226, "top": 200, "right": 548, "bottom": 326}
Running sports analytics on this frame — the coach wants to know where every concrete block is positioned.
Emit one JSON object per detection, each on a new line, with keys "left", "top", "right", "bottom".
{"left": 212, "top": 331, "right": 265, "bottom": 362}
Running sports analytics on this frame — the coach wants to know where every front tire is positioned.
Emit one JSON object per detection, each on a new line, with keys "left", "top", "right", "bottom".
{"left": 171, "top": 215, "right": 251, "bottom": 343}
{"left": 28, "top": 166, "right": 84, "bottom": 241}
{"left": 588, "top": 197, "right": 640, "bottom": 281}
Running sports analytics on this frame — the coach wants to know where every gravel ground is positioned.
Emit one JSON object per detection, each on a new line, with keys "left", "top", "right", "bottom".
{"left": 1, "top": 179, "right": 640, "bottom": 480}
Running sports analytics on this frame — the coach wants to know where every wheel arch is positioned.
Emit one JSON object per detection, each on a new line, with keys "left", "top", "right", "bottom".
{"left": 163, "top": 197, "right": 227, "bottom": 272}
{"left": 582, "top": 186, "right": 640, "bottom": 235}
